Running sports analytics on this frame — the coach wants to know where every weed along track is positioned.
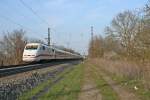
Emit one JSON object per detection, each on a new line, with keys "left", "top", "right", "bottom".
{"left": 19, "top": 63, "right": 77, "bottom": 100}
{"left": 30, "top": 66, "right": 74, "bottom": 100}
{"left": 39, "top": 64, "right": 83, "bottom": 100}
{"left": 0, "top": 61, "right": 80, "bottom": 100}
{"left": 1, "top": 66, "right": 63, "bottom": 100}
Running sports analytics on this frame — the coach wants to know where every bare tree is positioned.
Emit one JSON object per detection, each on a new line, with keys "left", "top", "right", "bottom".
{"left": 133, "top": 2, "right": 150, "bottom": 62}
{"left": 88, "top": 35, "right": 104, "bottom": 58}
{"left": 0, "top": 29, "right": 27, "bottom": 65}
{"left": 105, "top": 10, "right": 140, "bottom": 57}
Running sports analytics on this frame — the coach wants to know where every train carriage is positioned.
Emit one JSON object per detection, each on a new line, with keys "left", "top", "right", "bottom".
{"left": 23, "top": 43, "right": 81, "bottom": 62}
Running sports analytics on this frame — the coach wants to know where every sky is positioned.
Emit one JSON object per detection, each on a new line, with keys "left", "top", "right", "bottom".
{"left": 0, "top": 0, "right": 148, "bottom": 54}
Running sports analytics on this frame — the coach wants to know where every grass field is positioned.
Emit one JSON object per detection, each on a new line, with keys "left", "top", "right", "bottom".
{"left": 20, "top": 63, "right": 118, "bottom": 100}
{"left": 19, "top": 59, "right": 150, "bottom": 100}
{"left": 111, "top": 74, "right": 150, "bottom": 100}
{"left": 40, "top": 65, "right": 83, "bottom": 100}
{"left": 86, "top": 63, "right": 119, "bottom": 100}
{"left": 19, "top": 66, "right": 73, "bottom": 100}
{"left": 90, "top": 59, "right": 150, "bottom": 100}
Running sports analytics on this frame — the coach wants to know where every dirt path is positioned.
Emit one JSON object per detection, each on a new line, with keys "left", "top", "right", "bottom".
{"left": 97, "top": 68, "right": 140, "bottom": 100}
{"left": 78, "top": 64, "right": 102, "bottom": 100}
{"left": 79, "top": 61, "right": 140, "bottom": 100}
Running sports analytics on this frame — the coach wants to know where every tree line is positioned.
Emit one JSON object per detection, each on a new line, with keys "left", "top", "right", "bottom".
{"left": 0, "top": 29, "right": 45, "bottom": 66}
{"left": 0, "top": 30, "right": 26, "bottom": 66}
{"left": 88, "top": 1, "right": 150, "bottom": 63}
{"left": 0, "top": 29, "right": 79, "bottom": 66}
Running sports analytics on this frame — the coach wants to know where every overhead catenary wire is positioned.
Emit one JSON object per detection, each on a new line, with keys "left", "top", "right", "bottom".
{"left": 18, "top": 0, "right": 56, "bottom": 45}
{"left": 1, "top": 0, "right": 66, "bottom": 45}
{"left": 0, "top": 1, "right": 47, "bottom": 39}
{"left": 0, "top": 14, "right": 40, "bottom": 35}
{"left": 2, "top": 0, "right": 41, "bottom": 26}
{"left": 19, "top": 0, "right": 50, "bottom": 27}
{"left": 19, "top": 0, "right": 70, "bottom": 46}
{"left": 0, "top": 15, "right": 24, "bottom": 28}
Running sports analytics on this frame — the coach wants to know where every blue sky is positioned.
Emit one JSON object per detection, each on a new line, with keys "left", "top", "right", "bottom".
{"left": 0, "top": 0, "right": 148, "bottom": 54}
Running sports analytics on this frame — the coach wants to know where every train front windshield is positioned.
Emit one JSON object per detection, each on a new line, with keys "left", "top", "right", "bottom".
{"left": 25, "top": 45, "right": 38, "bottom": 50}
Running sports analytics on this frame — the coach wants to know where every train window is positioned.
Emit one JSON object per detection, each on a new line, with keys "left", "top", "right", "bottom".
{"left": 52, "top": 49, "right": 55, "bottom": 52}
{"left": 42, "top": 46, "right": 45, "bottom": 50}
{"left": 26, "top": 45, "right": 38, "bottom": 50}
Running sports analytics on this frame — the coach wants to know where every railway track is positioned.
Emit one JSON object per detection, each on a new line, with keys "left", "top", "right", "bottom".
{"left": 0, "top": 60, "right": 79, "bottom": 100}
{"left": 0, "top": 59, "right": 81, "bottom": 78}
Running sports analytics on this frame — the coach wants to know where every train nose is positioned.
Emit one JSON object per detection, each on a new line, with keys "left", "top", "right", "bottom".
{"left": 23, "top": 53, "right": 37, "bottom": 62}
{"left": 23, "top": 56, "right": 37, "bottom": 62}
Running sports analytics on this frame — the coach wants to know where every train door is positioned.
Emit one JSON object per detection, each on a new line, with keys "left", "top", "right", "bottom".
{"left": 52, "top": 48, "right": 56, "bottom": 59}
{"left": 41, "top": 46, "right": 47, "bottom": 60}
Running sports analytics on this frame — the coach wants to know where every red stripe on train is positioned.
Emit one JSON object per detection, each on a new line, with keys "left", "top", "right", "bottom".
{"left": 24, "top": 54, "right": 53, "bottom": 58}
{"left": 35, "top": 54, "right": 53, "bottom": 57}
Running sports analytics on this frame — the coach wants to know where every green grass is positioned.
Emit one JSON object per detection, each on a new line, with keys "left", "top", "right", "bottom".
{"left": 100, "top": 67, "right": 150, "bottom": 100}
{"left": 40, "top": 65, "right": 83, "bottom": 100}
{"left": 112, "top": 75, "right": 150, "bottom": 100}
{"left": 19, "top": 67, "right": 73, "bottom": 100}
{"left": 92, "top": 70, "right": 119, "bottom": 100}
{"left": 19, "top": 79, "right": 52, "bottom": 100}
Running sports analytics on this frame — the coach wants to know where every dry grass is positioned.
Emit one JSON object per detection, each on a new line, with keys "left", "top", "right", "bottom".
{"left": 88, "top": 58, "right": 150, "bottom": 89}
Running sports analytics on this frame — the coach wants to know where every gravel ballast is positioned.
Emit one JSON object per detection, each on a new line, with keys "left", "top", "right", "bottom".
{"left": 0, "top": 63, "right": 71, "bottom": 100}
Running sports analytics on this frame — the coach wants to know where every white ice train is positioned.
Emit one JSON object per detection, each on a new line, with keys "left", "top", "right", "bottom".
{"left": 22, "top": 43, "right": 82, "bottom": 62}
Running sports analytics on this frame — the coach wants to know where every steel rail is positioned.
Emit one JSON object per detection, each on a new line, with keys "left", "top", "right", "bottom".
{"left": 0, "top": 60, "right": 81, "bottom": 78}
